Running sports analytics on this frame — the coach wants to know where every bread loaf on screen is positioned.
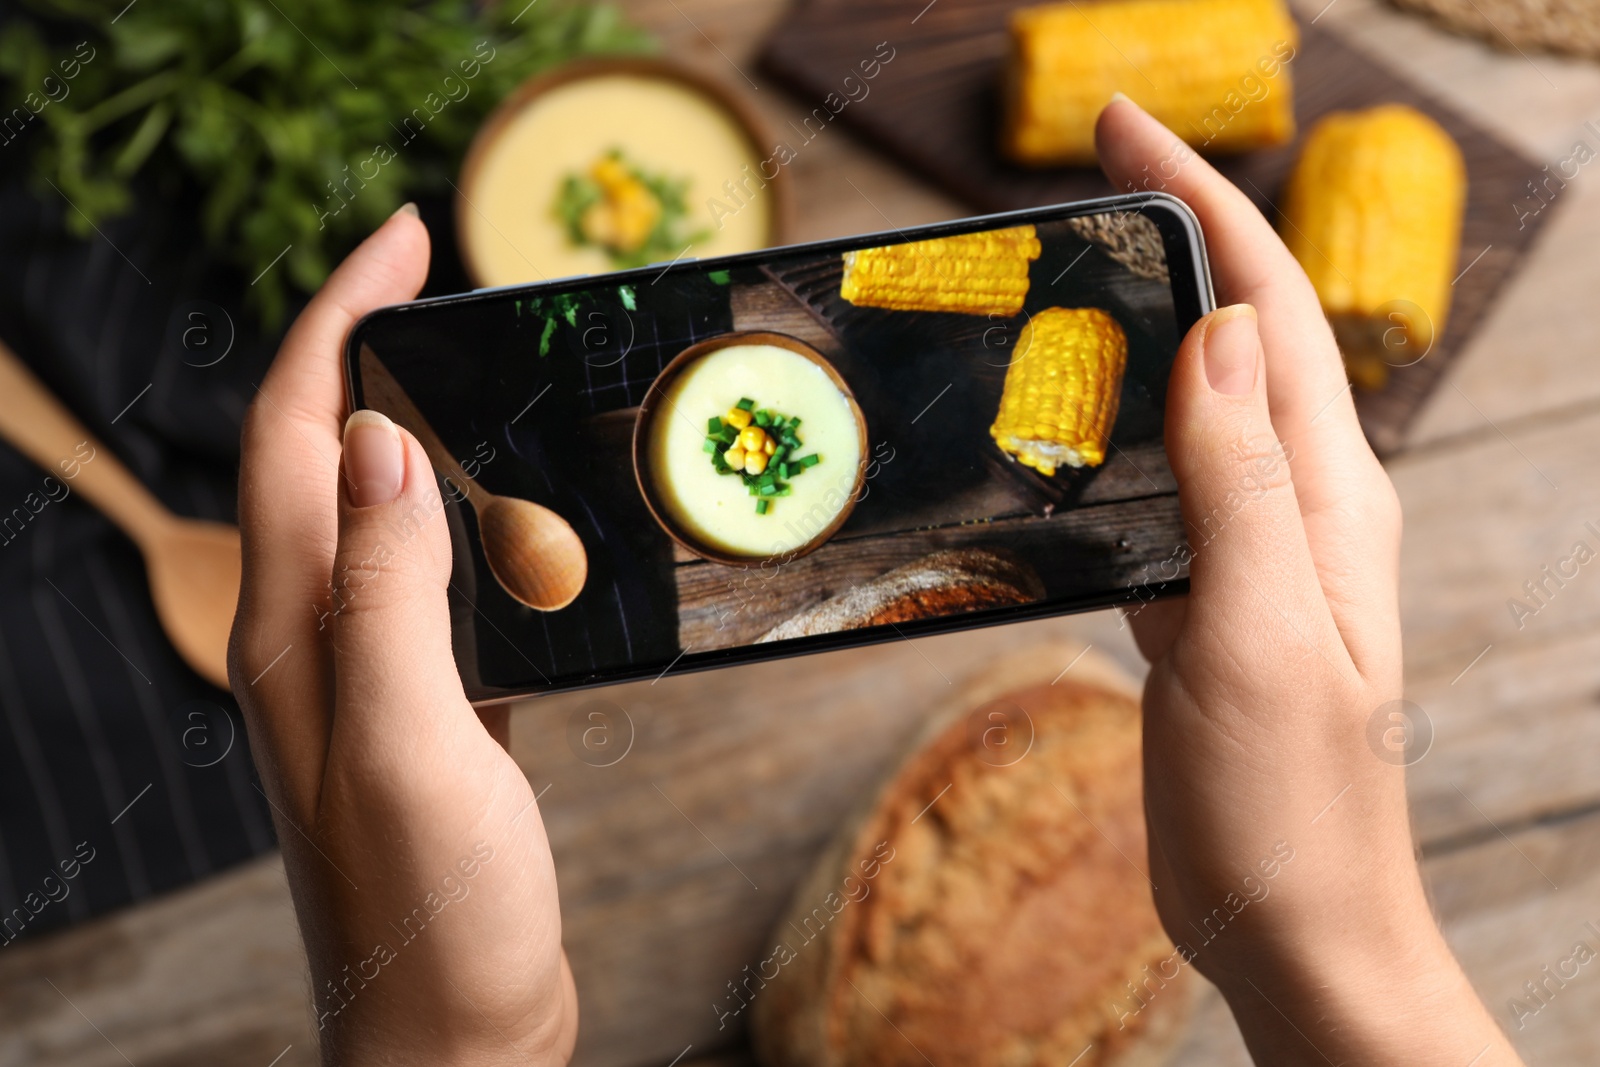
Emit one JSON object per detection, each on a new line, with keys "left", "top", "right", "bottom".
{"left": 757, "top": 549, "right": 1045, "bottom": 643}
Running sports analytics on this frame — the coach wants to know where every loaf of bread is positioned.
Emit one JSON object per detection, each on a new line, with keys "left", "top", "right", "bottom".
{"left": 756, "top": 549, "right": 1044, "bottom": 643}
{"left": 752, "top": 645, "right": 1192, "bottom": 1067}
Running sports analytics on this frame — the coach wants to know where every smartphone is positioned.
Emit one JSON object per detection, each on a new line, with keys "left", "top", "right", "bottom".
{"left": 346, "top": 192, "right": 1212, "bottom": 704}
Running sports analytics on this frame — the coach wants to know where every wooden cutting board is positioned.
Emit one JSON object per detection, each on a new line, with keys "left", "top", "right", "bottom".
{"left": 759, "top": 0, "right": 1549, "bottom": 455}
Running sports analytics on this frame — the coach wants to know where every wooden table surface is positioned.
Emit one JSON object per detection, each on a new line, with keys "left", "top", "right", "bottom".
{"left": 8, "top": 0, "right": 1600, "bottom": 1064}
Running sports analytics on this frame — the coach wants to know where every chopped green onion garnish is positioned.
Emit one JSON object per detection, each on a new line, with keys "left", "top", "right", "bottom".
{"left": 703, "top": 396, "right": 810, "bottom": 515}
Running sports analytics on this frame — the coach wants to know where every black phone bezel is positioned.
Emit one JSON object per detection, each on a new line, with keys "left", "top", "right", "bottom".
{"left": 345, "top": 191, "right": 1212, "bottom": 705}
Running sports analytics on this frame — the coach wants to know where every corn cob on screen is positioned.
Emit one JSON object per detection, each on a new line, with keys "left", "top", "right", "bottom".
{"left": 348, "top": 203, "right": 1202, "bottom": 699}
{"left": 840, "top": 226, "right": 1043, "bottom": 316}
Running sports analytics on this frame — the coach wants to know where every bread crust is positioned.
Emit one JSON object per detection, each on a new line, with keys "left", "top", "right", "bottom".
{"left": 757, "top": 549, "right": 1046, "bottom": 643}
{"left": 751, "top": 644, "right": 1193, "bottom": 1067}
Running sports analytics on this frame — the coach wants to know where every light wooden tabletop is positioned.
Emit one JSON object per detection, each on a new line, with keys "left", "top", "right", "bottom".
{"left": 7, "top": 0, "right": 1600, "bottom": 1064}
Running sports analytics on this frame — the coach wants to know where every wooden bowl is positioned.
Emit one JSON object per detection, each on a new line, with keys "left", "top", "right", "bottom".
{"left": 456, "top": 56, "right": 792, "bottom": 288}
{"left": 633, "top": 331, "right": 868, "bottom": 567}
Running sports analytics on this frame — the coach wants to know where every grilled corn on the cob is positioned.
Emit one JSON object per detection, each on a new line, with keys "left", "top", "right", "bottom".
{"left": 1003, "top": 0, "right": 1299, "bottom": 166}
{"left": 991, "top": 307, "right": 1127, "bottom": 475}
{"left": 839, "top": 226, "right": 1042, "bottom": 317}
{"left": 1279, "top": 104, "right": 1466, "bottom": 390}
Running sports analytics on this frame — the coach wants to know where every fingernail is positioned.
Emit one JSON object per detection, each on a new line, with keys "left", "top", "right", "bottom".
{"left": 343, "top": 410, "right": 404, "bottom": 507}
{"left": 394, "top": 202, "right": 419, "bottom": 219}
{"left": 1110, "top": 91, "right": 1131, "bottom": 105}
{"left": 1202, "top": 304, "right": 1259, "bottom": 395}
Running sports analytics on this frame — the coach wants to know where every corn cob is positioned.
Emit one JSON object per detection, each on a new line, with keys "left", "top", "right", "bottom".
{"left": 1003, "top": 0, "right": 1299, "bottom": 166}
{"left": 839, "top": 225, "right": 1042, "bottom": 317}
{"left": 990, "top": 307, "right": 1127, "bottom": 475}
{"left": 1278, "top": 104, "right": 1466, "bottom": 390}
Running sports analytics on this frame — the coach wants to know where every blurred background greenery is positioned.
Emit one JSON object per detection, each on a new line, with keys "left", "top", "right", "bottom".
{"left": 0, "top": 0, "right": 650, "bottom": 321}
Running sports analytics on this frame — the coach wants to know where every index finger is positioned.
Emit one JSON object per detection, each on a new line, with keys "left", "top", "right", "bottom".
{"left": 1095, "top": 97, "right": 1355, "bottom": 449}
{"left": 1094, "top": 98, "right": 1400, "bottom": 677}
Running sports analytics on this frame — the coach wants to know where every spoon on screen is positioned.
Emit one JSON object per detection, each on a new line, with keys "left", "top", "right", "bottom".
{"left": 0, "top": 340, "right": 239, "bottom": 689}
{"left": 357, "top": 346, "right": 587, "bottom": 611}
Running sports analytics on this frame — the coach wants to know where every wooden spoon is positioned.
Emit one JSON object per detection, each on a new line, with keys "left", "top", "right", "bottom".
{"left": 0, "top": 341, "right": 239, "bottom": 690}
{"left": 358, "top": 346, "right": 587, "bottom": 611}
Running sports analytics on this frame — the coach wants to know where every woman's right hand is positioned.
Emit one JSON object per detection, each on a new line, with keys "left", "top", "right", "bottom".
{"left": 1095, "top": 97, "right": 1521, "bottom": 1065}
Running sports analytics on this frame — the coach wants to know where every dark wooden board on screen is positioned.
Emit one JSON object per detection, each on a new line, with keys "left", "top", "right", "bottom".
{"left": 674, "top": 492, "right": 1184, "bottom": 647}
{"left": 760, "top": 2, "right": 1549, "bottom": 455}
{"left": 657, "top": 253, "right": 1187, "bottom": 652}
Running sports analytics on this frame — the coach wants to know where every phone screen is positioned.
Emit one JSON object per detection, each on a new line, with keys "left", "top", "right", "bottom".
{"left": 349, "top": 196, "right": 1211, "bottom": 701}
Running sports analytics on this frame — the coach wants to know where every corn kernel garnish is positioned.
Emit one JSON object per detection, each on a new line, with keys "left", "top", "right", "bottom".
{"left": 552, "top": 149, "right": 709, "bottom": 268}
{"left": 704, "top": 395, "right": 821, "bottom": 513}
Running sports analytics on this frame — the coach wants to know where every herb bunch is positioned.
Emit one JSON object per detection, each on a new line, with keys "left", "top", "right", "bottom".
{"left": 0, "top": 0, "right": 651, "bottom": 322}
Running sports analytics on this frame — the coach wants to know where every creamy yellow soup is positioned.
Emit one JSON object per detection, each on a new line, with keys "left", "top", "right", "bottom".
{"left": 649, "top": 345, "right": 862, "bottom": 559}
{"left": 463, "top": 74, "right": 774, "bottom": 286}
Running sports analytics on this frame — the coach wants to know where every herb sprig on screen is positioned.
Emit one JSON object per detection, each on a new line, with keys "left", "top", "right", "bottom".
{"left": 0, "top": 0, "right": 651, "bottom": 323}
{"left": 516, "top": 283, "right": 635, "bottom": 357}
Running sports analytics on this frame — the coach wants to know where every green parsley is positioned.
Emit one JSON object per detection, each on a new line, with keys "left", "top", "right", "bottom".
{"left": 0, "top": 0, "right": 651, "bottom": 323}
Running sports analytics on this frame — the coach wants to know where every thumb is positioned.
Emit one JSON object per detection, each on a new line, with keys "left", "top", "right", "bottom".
{"left": 330, "top": 409, "right": 469, "bottom": 733}
{"left": 1163, "top": 305, "right": 1319, "bottom": 615}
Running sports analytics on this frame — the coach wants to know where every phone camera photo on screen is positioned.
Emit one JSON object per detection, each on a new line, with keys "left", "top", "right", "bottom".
{"left": 346, "top": 192, "right": 1213, "bottom": 703}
